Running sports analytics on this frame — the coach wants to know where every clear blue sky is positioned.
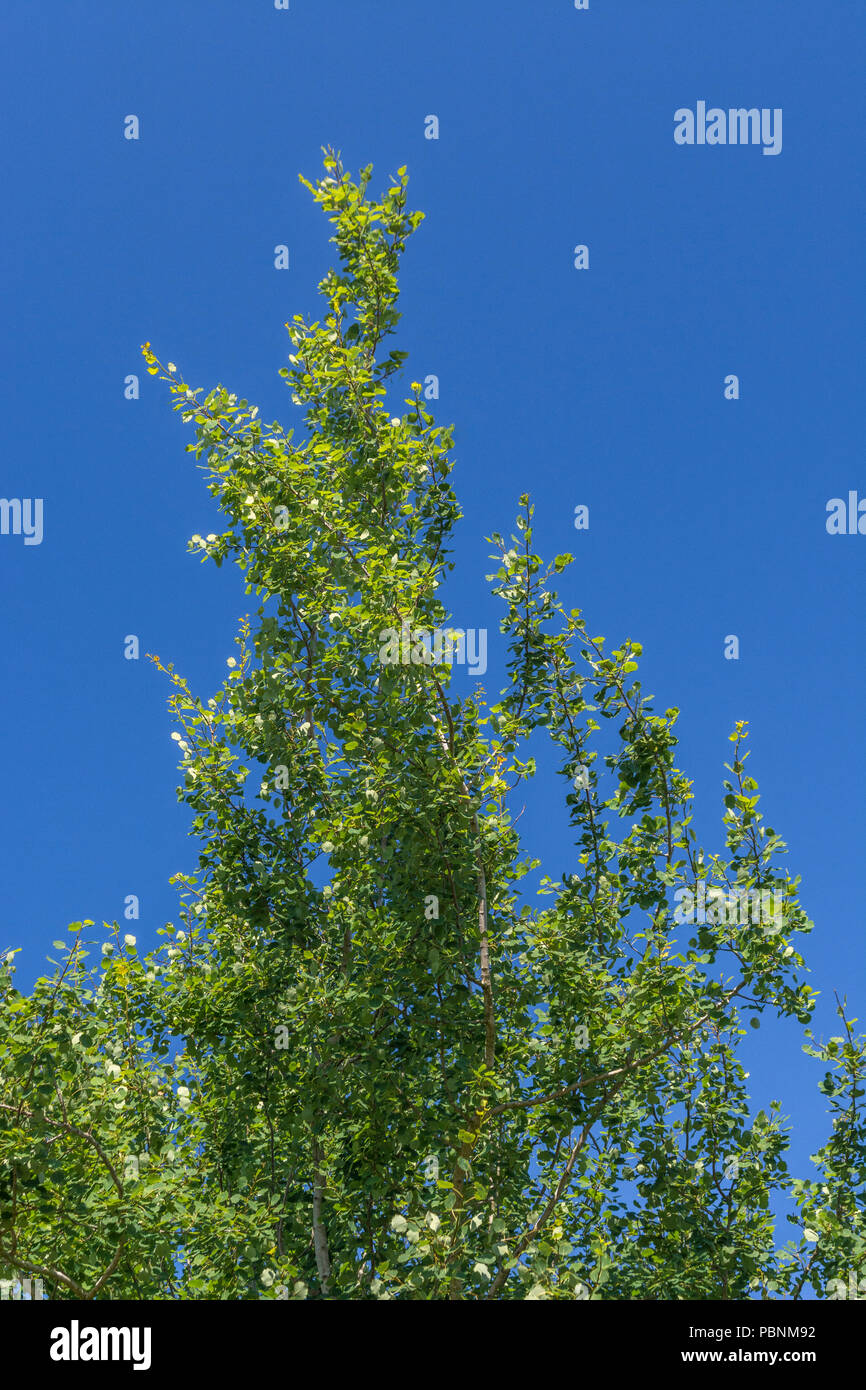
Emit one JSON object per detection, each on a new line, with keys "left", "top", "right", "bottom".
{"left": 0, "top": 0, "right": 862, "bottom": 1192}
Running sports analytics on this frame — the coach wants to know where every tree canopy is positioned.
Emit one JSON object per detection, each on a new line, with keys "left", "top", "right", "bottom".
{"left": 1, "top": 154, "right": 863, "bottom": 1301}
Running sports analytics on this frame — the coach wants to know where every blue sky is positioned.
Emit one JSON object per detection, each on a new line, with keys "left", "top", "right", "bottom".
{"left": 0, "top": 0, "right": 863, "bottom": 1198}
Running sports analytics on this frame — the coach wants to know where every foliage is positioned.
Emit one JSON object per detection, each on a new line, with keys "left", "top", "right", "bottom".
{"left": 1, "top": 153, "right": 863, "bottom": 1301}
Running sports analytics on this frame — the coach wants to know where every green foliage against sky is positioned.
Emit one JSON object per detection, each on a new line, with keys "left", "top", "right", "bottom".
{"left": 1, "top": 155, "right": 863, "bottom": 1301}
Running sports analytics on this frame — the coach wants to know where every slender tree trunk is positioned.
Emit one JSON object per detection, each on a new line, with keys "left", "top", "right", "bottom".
{"left": 311, "top": 1137, "right": 331, "bottom": 1296}
{"left": 471, "top": 811, "right": 495, "bottom": 1070}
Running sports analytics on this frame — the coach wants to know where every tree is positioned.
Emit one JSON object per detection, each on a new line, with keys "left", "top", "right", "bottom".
{"left": 1, "top": 152, "right": 863, "bottom": 1302}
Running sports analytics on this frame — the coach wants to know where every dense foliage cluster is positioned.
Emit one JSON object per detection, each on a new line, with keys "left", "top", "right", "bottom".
{"left": 2, "top": 155, "right": 863, "bottom": 1300}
